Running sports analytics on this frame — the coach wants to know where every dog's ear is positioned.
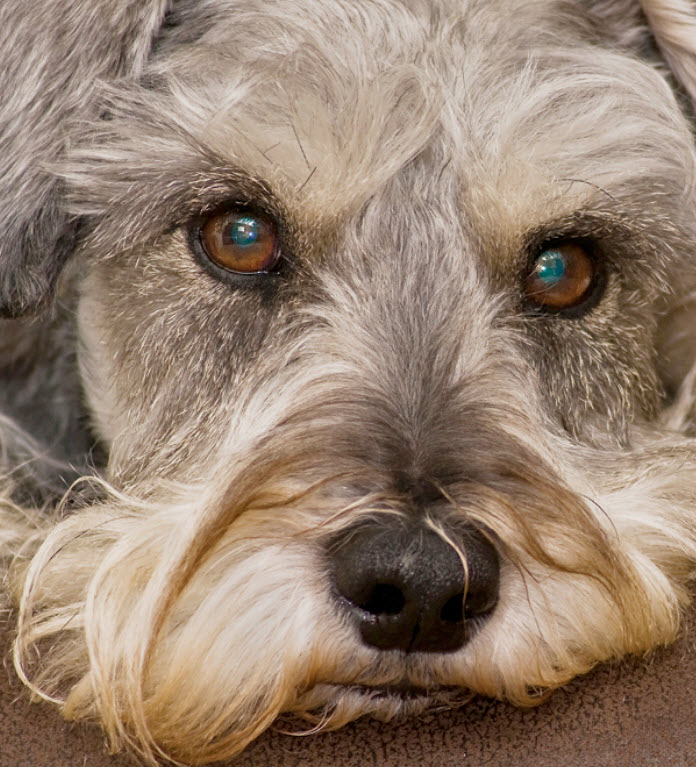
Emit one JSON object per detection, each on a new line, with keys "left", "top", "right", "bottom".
{"left": 581, "top": 0, "right": 696, "bottom": 105}
{"left": 0, "top": 0, "right": 169, "bottom": 317}
{"left": 626, "top": 2, "right": 696, "bottom": 398}
{"left": 589, "top": 0, "right": 696, "bottom": 105}
{"left": 640, "top": 0, "right": 696, "bottom": 105}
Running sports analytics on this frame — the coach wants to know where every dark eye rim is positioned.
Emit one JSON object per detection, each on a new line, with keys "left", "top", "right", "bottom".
{"left": 187, "top": 204, "right": 288, "bottom": 286}
{"left": 522, "top": 236, "right": 607, "bottom": 319}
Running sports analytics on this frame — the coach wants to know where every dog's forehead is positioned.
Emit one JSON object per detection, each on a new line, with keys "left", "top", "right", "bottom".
{"left": 154, "top": 0, "right": 451, "bottom": 210}
{"left": 145, "top": 0, "right": 685, "bottom": 240}
{"left": 153, "top": 2, "right": 552, "bottom": 193}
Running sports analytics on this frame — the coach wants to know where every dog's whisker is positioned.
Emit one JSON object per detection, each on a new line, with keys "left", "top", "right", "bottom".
{"left": 558, "top": 177, "right": 619, "bottom": 205}
{"left": 290, "top": 118, "right": 312, "bottom": 171}
{"left": 297, "top": 165, "right": 318, "bottom": 195}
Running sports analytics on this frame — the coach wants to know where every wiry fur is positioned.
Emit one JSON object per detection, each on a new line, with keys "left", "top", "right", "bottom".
{"left": 4, "top": 0, "right": 696, "bottom": 764}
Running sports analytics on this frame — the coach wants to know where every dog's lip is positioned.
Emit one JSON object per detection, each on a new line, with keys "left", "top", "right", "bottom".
{"left": 334, "top": 681, "right": 459, "bottom": 700}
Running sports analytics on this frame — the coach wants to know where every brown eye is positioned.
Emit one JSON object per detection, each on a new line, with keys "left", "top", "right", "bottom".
{"left": 524, "top": 242, "right": 595, "bottom": 310}
{"left": 200, "top": 210, "right": 279, "bottom": 274}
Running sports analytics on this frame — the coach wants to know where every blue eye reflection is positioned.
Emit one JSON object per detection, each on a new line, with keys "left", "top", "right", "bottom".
{"left": 228, "top": 216, "right": 261, "bottom": 249}
{"left": 524, "top": 241, "right": 595, "bottom": 311}
{"left": 534, "top": 249, "right": 567, "bottom": 287}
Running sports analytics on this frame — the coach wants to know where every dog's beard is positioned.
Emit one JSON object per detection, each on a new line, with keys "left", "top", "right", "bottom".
{"left": 11, "top": 378, "right": 696, "bottom": 765}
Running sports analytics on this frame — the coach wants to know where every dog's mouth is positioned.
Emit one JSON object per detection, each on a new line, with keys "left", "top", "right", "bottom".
{"left": 332, "top": 680, "right": 467, "bottom": 703}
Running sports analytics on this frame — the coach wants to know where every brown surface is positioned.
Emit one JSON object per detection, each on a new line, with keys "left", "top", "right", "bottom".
{"left": 2, "top": 611, "right": 696, "bottom": 767}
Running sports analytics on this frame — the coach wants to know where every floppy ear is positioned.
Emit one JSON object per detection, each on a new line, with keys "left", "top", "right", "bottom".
{"left": 640, "top": 0, "right": 696, "bottom": 105}
{"left": 638, "top": 1, "right": 696, "bottom": 400}
{"left": 584, "top": 1, "right": 696, "bottom": 104}
{"left": 0, "top": 0, "right": 169, "bottom": 317}
{"left": 581, "top": 1, "right": 696, "bottom": 397}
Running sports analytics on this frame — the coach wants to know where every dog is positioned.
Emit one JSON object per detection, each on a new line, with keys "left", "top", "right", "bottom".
{"left": 3, "top": 0, "right": 696, "bottom": 763}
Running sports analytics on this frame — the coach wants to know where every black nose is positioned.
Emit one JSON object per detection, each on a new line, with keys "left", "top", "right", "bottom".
{"left": 329, "top": 518, "right": 499, "bottom": 653}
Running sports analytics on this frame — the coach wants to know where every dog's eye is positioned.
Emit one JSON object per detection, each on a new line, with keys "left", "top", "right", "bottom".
{"left": 524, "top": 243, "right": 594, "bottom": 311}
{"left": 199, "top": 211, "right": 280, "bottom": 274}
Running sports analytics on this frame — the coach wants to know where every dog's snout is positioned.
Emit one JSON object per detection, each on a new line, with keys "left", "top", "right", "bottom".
{"left": 329, "top": 519, "right": 499, "bottom": 653}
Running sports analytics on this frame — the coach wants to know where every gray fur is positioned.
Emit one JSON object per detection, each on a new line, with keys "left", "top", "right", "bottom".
{"left": 0, "top": 0, "right": 168, "bottom": 316}
{"left": 3, "top": 1, "right": 696, "bottom": 764}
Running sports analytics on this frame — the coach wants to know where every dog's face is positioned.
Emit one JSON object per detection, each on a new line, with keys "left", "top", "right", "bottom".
{"left": 7, "top": 0, "right": 696, "bottom": 763}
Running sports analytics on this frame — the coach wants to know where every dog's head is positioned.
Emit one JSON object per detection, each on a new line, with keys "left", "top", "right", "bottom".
{"left": 6, "top": 0, "right": 696, "bottom": 763}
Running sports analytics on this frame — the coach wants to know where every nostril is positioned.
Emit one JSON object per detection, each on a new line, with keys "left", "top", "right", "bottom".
{"left": 359, "top": 583, "right": 405, "bottom": 616}
{"left": 329, "top": 517, "right": 499, "bottom": 653}
{"left": 464, "top": 586, "right": 498, "bottom": 618}
{"left": 439, "top": 592, "right": 464, "bottom": 624}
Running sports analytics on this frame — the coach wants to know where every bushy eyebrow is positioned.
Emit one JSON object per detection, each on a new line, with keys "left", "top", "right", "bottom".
{"left": 64, "top": 150, "right": 287, "bottom": 259}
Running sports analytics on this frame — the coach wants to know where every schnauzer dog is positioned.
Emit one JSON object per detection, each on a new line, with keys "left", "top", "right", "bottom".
{"left": 3, "top": 0, "right": 696, "bottom": 763}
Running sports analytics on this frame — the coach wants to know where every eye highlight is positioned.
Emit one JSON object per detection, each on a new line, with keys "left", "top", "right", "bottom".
{"left": 524, "top": 242, "right": 596, "bottom": 312}
{"left": 199, "top": 210, "right": 280, "bottom": 274}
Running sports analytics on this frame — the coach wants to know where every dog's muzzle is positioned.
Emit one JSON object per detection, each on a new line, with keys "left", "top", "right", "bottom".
{"left": 329, "top": 517, "right": 499, "bottom": 653}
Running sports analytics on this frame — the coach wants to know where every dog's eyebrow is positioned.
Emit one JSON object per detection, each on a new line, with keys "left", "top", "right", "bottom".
{"left": 524, "top": 208, "right": 645, "bottom": 253}
{"left": 557, "top": 178, "right": 619, "bottom": 206}
{"left": 71, "top": 157, "right": 292, "bottom": 257}
{"left": 189, "top": 170, "right": 285, "bottom": 221}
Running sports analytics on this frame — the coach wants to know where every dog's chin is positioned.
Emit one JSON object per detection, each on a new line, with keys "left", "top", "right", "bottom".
{"left": 341, "top": 680, "right": 453, "bottom": 699}
{"left": 294, "top": 681, "right": 472, "bottom": 728}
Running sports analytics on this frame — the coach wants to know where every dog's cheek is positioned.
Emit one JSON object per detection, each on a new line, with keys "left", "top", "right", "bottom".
{"left": 530, "top": 309, "right": 661, "bottom": 442}
{"left": 76, "top": 244, "right": 286, "bottom": 481}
